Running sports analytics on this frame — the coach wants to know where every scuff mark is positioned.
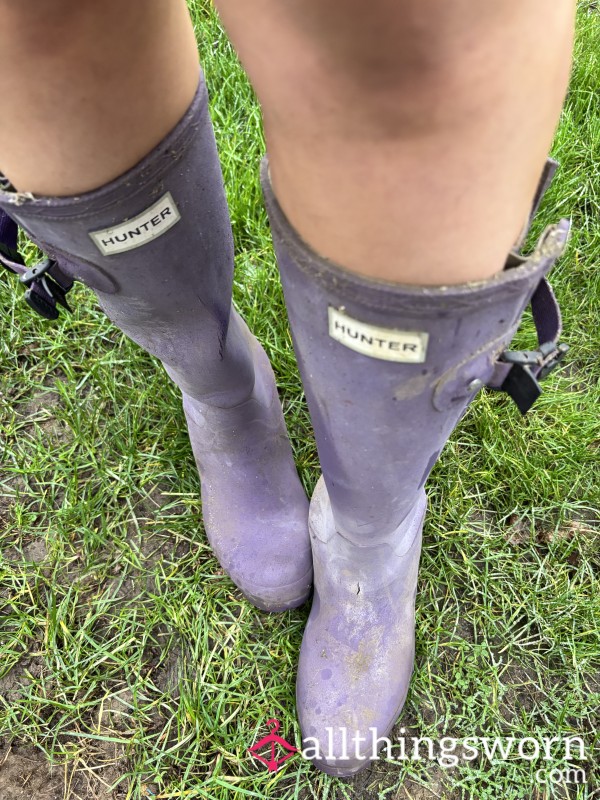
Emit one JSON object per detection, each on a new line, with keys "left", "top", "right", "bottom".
{"left": 393, "top": 372, "right": 431, "bottom": 402}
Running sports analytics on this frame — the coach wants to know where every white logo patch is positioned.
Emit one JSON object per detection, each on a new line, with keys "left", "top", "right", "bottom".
{"left": 89, "top": 192, "right": 181, "bottom": 255}
{"left": 328, "top": 307, "right": 428, "bottom": 363}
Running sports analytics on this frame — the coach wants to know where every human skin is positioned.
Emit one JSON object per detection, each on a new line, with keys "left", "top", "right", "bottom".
{"left": 0, "top": 0, "right": 575, "bottom": 284}
{"left": 215, "top": 0, "right": 576, "bottom": 284}
{"left": 0, "top": 0, "right": 199, "bottom": 197}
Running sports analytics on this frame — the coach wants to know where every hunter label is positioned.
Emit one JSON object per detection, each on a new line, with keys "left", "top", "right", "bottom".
{"left": 89, "top": 193, "right": 181, "bottom": 255}
{"left": 328, "top": 307, "right": 428, "bottom": 363}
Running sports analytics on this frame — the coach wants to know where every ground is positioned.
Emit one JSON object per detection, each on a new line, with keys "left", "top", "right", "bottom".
{"left": 1, "top": 2, "right": 599, "bottom": 799}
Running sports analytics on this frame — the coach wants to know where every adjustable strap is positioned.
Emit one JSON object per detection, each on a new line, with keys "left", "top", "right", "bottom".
{"left": 0, "top": 208, "right": 73, "bottom": 320}
{"left": 513, "top": 159, "right": 559, "bottom": 252}
{"left": 487, "top": 159, "right": 568, "bottom": 414}
{"left": 0, "top": 208, "right": 24, "bottom": 269}
{"left": 487, "top": 276, "right": 569, "bottom": 414}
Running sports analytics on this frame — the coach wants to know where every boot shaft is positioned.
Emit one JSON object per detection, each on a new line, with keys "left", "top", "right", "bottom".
{"left": 0, "top": 77, "right": 254, "bottom": 407}
{"left": 262, "top": 159, "right": 569, "bottom": 541}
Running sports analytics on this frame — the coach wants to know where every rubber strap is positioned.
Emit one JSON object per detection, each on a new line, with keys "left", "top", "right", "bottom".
{"left": 0, "top": 208, "right": 74, "bottom": 319}
{"left": 487, "top": 277, "right": 563, "bottom": 390}
{"left": 0, "top": 209, "right": 26, "bottom": 273}
{"left": 486, "top": 158, "right": 568, "bottom": 412}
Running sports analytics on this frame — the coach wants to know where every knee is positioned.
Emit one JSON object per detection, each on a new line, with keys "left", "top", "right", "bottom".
{"left": 264, "top": 0, "right": 574, "bottom": 140}
{"left": 0, "top": 0, "right": 82, "bottom": 54}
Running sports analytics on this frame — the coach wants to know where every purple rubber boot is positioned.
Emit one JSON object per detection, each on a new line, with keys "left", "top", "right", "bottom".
{"left": 262, "top": 159, "right": 569, "bottom": 774}
{"left": 0, "top": 77, "right": 312, "bottom": 613}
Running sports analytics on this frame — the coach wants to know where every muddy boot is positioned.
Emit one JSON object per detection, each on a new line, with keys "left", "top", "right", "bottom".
{"left": 262, "top": 159, "right": 569, "bottom": 773}
{"left": 0, "top": 77, "right": 312, "bottom": 613}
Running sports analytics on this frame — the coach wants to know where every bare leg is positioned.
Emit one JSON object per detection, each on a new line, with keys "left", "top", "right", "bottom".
{"left": 214, "top": 0, "right": 575, "bottom": 284}
{"left": 211, "top": 2, "right": 575, "bottom": 775}
{"left": 0, "top": 0, "right": 313, "bottom": 612}
{"left": 0, "top": 0, "right": 199, "bottom": 195}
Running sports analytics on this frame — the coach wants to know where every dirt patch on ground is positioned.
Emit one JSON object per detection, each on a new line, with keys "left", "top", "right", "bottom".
{"left": 17, "top": 385, "right": 73, "bottom": 446}
{"left": 394, "top": 771, "right": 448, "bottom": 799}
{"left": 0, "top": 746, "right": 65, "bottom": 800}
{"left": 0, "top": 669, "right": 133, "bottom": 798}
{"left": 0, "top": 471, "right": 26, "bottom": 549}
{"left": 499, "top": 663, "right": 545, "bottom": 718}
{"left": 1, "top": 650, "right": 183, "bottom": 799}
{"left": 315, "top": 762, "right": 450, "bottom": 800}
{"left": 1, "top": 377, "right": 73, "bottom": 536}
{"left": 505, "top": 512, "right": 598, "bottom": 553}
{"left": 0, "top": 742, "right": 130, "bottom": 800}
{"left": 0, "top": 657, "right": 44, "bottom": 705}
{"left": 1, "top": 478, "right": 192, "bottom": 800}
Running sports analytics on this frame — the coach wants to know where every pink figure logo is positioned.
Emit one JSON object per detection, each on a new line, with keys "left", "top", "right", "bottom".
{"left": 248, "top": 718, "right": 298, "bottom": 772}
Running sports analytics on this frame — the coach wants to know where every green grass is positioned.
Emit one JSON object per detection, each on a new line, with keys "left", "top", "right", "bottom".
{"left": 1, "top": 2, "right": 599, "bottom": 799}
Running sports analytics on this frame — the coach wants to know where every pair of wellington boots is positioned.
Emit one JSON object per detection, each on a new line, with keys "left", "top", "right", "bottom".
{"left": 0, "top": 77, "right": 568, "bottom": 776}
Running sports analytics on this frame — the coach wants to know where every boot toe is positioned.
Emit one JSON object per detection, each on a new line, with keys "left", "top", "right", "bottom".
{"left": 204, "top": 500, "right": 313, "bottom": 611}
{"left": 297, "top": 614, "right": 415, "bottom": 775}
{"left": 231, "top": 537, "right": 313, "bottom": 611}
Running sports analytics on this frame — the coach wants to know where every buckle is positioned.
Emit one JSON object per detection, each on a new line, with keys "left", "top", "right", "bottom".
{"left": 499, "top": 342, "right": 569, "bottom": 414}
{"left": 537, "top": 342, "right": 570, "bottom": 380}
{"left": 20, "top": 257, "right": 73, "bottom": 320}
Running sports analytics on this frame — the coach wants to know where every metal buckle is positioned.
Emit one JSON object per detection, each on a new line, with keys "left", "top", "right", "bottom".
{"left": 20, "top": 257, "right": 72, "bottom": 320}
{"left": 499, "top": 342, "right": 569, "bottom": 414}
{"left": 538, "top": 342, "right": 569, "bottom": 380}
